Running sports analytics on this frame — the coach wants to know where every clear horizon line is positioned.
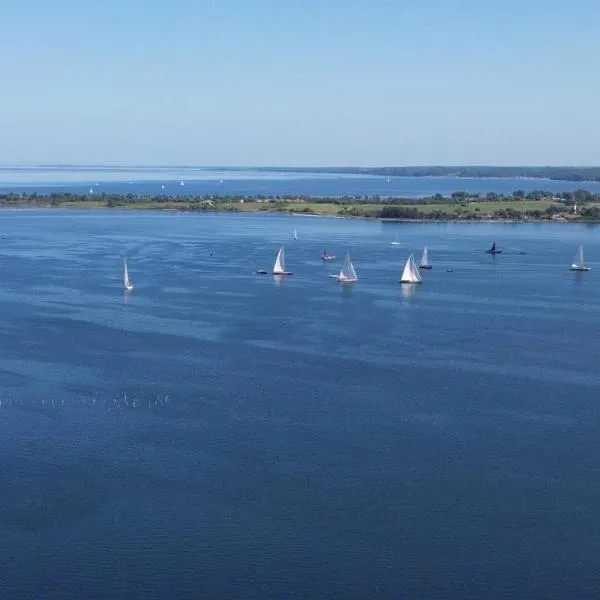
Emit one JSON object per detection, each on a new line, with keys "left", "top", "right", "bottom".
{"left": 1, "top": 163, "right": 600, "bottom": 170}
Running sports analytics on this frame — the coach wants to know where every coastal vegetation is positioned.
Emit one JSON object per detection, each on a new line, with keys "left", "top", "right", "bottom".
{"left": 2, "top": 189, "right": 600, "bottom": 221}
{"left": 252, "top": 165, "right": 600, "bottom": 183}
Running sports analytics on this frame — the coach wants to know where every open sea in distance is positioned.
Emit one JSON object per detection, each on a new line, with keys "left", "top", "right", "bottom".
{"left": 0, "top": 205, "right": 599, "bottom": 597}
{"left": 2, "top": 166, "right": 600, "bottom": 197}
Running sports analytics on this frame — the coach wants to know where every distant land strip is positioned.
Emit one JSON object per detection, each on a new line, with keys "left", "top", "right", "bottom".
{"left": 255, "top": 166, "right": 600, "bottom": 183}
{"left": 1, "top": 190, "right": 600, "bottom": 222}
{"left": 3, "top": 165, "right": 600, "bottom": 182}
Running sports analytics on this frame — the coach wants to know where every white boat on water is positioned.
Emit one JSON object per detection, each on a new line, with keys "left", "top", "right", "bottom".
{"left": 124, "top": 259, "right": 134, "bottom": 291}
{"left": 419, "top": 246, "right": 432, "bottom": 269}
{"left": 293, "top": 229, "right": 298, "bottom": 240}
{"left": 337, "top": 253, "right": 358, "bottom": 283}
{"left": 570, "top": 245, "right": 591, "bottom": 271}
{"left": 400, "top": 254, "right": 422, "bottom": 284}
{"left": 391, "top": 235, "right": 401, "bottom": 246}
{"left": 273, "top": 247, "right": 293, "bottom": 275}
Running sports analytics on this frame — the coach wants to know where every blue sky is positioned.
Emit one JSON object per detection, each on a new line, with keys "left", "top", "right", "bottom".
{"left": 1, "top": 0, "right": 599, "bottom": 166}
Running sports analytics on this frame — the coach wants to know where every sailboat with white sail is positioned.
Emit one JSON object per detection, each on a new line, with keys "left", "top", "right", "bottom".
{"left": 390, "top": 234, "right": 401, "bottom": 246}
{"left": 337, "top": 254, "right": 358, "bottom": 283}
{"left": 124, "top": 259, "right": 134, "bottom": 291}
{"left": 570, "top": 245, "right": 591, "bottom": 271}
{"left": 293, "top": 229, "right": 298, "bottom": 240}
{"left": 419, "top": 247, "right": 432, "bottom": 269}
{"left": 400, "top": 254, "right": 422, "bottom": 284}
{"left": 273, "top": 247, "right": 293, "bottom": 275}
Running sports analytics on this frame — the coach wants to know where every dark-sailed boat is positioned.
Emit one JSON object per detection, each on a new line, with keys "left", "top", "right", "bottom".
{"left": 486, "top": 242, "right": 502, "bottom": 254}
{"left": 321, "top": 249, "right": 335, "bottom": 262}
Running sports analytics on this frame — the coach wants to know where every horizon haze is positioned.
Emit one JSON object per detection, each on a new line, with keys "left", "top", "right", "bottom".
{"left": 1, "top": 0, "right": 599, "bottom": 166}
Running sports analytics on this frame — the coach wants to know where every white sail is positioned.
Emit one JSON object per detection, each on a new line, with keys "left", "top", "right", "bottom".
{"left": 293, "top": 229, "right": 298, "bottom": 240}
{"left": 273, "top": 247, "right": 286, "bottom": 274}
{"left": 574, "top": 245, "right": 584, "bottom": 268}
{"left": 338, "top": 253, "right": 358, "bottom": 282}
{"left": 400, "top": 254, "right": 422, "bottom": 283}
{"left": 571, "top": 244, "right": 590, "bottom": 270}
{"left": 420, "top": 247, "right": 429, "bottom": 267}
{"left": 411, "top": 257, "right": 422, "bottom": 281}
{"left": 124, "top": 259, "right": 133, "bottom": 291}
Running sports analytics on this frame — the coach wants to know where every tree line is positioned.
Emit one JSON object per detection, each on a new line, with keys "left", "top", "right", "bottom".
{"left": 0, "top": 188, "right": 599, "bottom": 205}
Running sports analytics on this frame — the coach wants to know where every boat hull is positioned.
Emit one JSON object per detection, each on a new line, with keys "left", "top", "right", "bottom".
{"left": 338, "top": 277, "right": 357, "bottom": 283}
{"left": 419, "top": 265, "right": 432, "bottom": 270}
{"left": 273, "top": 271, "right": 293, "bottom": 276}
{"left": 322, "top": 256, "right": 336, "bottom": 262}
{"left": 486, "top": 250, "right": 502, "bottom": 254}
{"left": 400, "top": 280, "right": 422, "bottom": 284}
{"left": 570, "top": 266, "right": 591, "bottom": 271}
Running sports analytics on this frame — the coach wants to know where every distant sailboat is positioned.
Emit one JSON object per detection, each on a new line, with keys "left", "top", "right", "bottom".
{"left": 419, "top": 246, "right": 432, "bottom": 269}
{"left": 570, "top": 245, "right": 591, "bottom": 271}
{"left": 293, "top": 229, "right": 298, "bottom": 240}
{"left": 391, "top": 234, "right": 401, "bottom": 246}
{"left": 400, "top": 254, "right": 422, "bottom": 284}
{"left": 124, "top": 259, "right": 134, "bottom": 291}
{"left": 273, "top": 247, "right": 293, "bottom": 275}
{"left": 321, "top": 248, "right": 335, "bottom": 262}
{"left": 337, "top": 254, "right": 358, "bottom": 283}
{"left": 486, "top": 242, "right": 502, "bottom": 254}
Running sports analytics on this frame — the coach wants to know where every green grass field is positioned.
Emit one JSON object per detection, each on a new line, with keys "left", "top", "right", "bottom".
{"left": 12, "top": 197, "right": 594, "bottom": 220}
{"left": 233, "top": 200, "right": 563, "bottom": 217}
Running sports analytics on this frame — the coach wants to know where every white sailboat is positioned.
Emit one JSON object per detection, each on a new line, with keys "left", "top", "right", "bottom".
{"left": 124, "top": 259, "right": 134, "bottom": 291}
{"left": 337, "top": 253, "right": 358, "bottom": 283}
{"left": 391, "top": 234, "right": 401, "bottom": 246}
{"left": 273, "top": 247, "right": 293, "bottom": 275}
{"left": 570, "top": 245, "right": 591, "bottom": 271}
{"left": 293, "top": 229, "right": 298, "bottom": 240}
{"left": 400, "top": 254, "right": 422, "bottom": 283}
{"left": 419, "top": 246, "right": 432, "bottom": 269}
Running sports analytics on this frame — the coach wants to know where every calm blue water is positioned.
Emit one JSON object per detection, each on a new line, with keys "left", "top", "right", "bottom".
{"left": 1, "top": 211, "right": 599, "bottom": 599}
{"left": 2, "top": 166, "right": 600, "bottom": 197}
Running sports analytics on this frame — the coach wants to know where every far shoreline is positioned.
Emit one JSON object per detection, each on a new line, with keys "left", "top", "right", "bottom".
{"left": 1, "top": 190, "right": 600, "bottom": 223}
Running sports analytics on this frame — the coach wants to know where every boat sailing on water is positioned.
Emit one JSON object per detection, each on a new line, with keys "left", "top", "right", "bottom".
{"left": 124, "top": 259, "right": 134, "bottom": 291}
{"left": 400, "top": 254, "right": 422, "bottom": 284}
{"left": 293, "top": 229, "right": 298, "bottom": 240}
{"left": 273, "top": 247, "right": 293, "bottom": 275}
{"left": 570, "top": 245, "right": 591, "bottom": 271}
{"left": 391, "top": 234, "right": 401, "bottom": 246}
{"left": 321, "top": 248, "right": 335, "bottom": 262}
{"left": 486, "top": 242, "right": 502, "bottom": 254}
{"left": 419, "top": 247, "right": 432, "bottom": 269}
{"left": 337, "top": 254, "right": 358, "bottom": 283}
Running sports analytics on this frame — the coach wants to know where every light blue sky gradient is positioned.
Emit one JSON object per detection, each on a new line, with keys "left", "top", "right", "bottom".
{"left": 1, "top": 0, "right": 598, "bottom": 166}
